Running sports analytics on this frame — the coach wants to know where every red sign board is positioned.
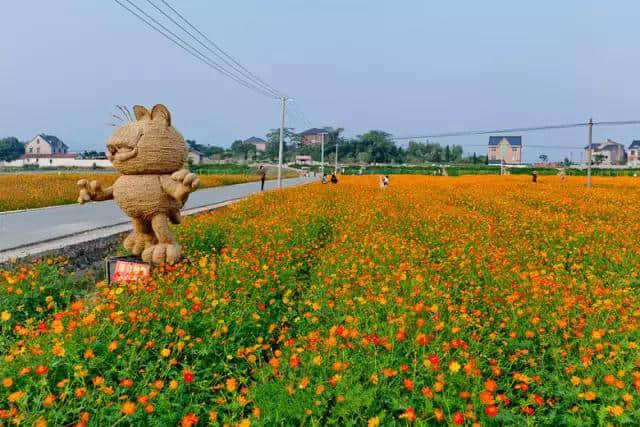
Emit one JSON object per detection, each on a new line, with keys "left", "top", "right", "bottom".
{"left": 106, "top": 256, "right": 151, "bottom": 284}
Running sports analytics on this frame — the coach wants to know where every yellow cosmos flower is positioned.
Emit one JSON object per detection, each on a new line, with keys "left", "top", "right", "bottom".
{"left": 608, "top": 405, "right": 623, "bottom": 417}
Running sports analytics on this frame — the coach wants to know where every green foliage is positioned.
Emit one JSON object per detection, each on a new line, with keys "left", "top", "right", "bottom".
{"left": 186, "top": 139, "right": 226, "bottom": 158}
{"left": 189, "top": 164, "right": 252, "bottom": 175}
{"left": 0, "top": 137, "right": 24, "bottom": 161}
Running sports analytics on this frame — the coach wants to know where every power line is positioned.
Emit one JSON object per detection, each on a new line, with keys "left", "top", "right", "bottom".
{"left": 392, "top": 122, "right": 586, "bottom": 141}
{"left": 392, "top": 119, "right": 640, "bottom": 141}
{"left": 593, "top": 120, "right": 640, "bottom": 126}
{"left": 290, "top": 100, "right": 313, "bottom": 128}
{"left": 144, "top": 0, "right": 281, "bottom": 98}
{"left": 158, "top": 0, "right": 284, "bottom": 98}
{"left": 113, "top": 0, "right": 279, "bottom": 99}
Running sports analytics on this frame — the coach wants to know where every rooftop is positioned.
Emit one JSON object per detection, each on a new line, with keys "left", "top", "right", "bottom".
{"left": 488, "top": 136, "right": 522, "bottom": 146}
{"left": 244, "top": 136, "right": 266, "bottom": 144}
{"left": 300, "top": 128, "right": 328, "bottom": 135}
{"left": 36, "top": 134, "right": 69, "bottom": 150}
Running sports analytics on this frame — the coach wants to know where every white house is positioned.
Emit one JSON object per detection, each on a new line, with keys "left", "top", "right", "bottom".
{"left": 1, "top": 133, "right": 111, "bottom": 168}
{"left": 19, "top": 134, "right": 76, "bottom": 166}
{"left": 24, "top": 134, "right": 70, "bottom": 155}
{"left": 628, "top": 141, "right": 640, "bottom": 167}
{"left": 187, "top": 149, "right": 204, "bottom": 165}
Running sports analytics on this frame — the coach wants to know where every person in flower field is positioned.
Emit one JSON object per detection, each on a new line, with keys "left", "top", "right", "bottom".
{"left": 258, "top": 165, "right": 267, "bottom": 191}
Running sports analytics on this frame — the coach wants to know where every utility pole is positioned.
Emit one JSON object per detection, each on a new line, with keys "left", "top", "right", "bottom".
{"left": 586, "top": 117, "right": 593, "bottom": 188}
{"left": 320, "top": 132, "right": 327, "bottom": 177}
{"left": 277, "top": 96, "right": 287, "bottom": 188}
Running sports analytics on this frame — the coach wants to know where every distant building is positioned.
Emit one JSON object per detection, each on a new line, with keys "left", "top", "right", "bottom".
{"left": 487, "top": 136, "right": 522, "bottom": 165}
{"left": 295, "top": 155, "right": 312, "bottom": 165}
{"left": 187, "top": 149, "right": 204, "bottom": 165}
{"left": 20, "top": 134, "right": 75, "bottom": 165}
{"left": 24, "top": 134, "right": 70, "bottom": 156}
{"left": 300, "top": 128, "right": 328, "bottom": 145}
{"left": 584, "top": 139, "right": 626, "bottom": 165}
{"left": 244, "top": 136, "right": 267, "bottom": 152}
{"left": 628, "top": 140, "right": 640, "bottom": 167}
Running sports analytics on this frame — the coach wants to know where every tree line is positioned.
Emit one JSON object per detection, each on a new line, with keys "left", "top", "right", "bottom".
{"left": 189, "top": 128, "right": 488, "bottom": 165}
{"left": 2, "top": 129, "right": 488, "bottom": 165}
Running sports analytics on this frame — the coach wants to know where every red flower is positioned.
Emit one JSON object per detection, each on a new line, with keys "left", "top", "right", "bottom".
{"left": 403, "top": 378, "right": 414, "bottom": 391}
{"left": 421, "top": 386, "right": 433, "bottom": 398}
{"left": 34, "top": 365, "right": 49, "bottom": 376}
{"left": 400, "top": 407, "right": 416, "bottom": 422}
{"left": 497, "top": 393, "right": 511, "bottom": 406}
{"left": 183, "top": 370, "right": 194, "bottom": 383}
{"left": 531, "top": 394, "right": 544, "bottom": 406}
{"left": 452, "top": 411, "right": 465, "bottom": 425}
{"left": 485, "top": 405, "right": 498, "bottom": 417}
{"left": 289, "top": 355, "right": 300, "bottom": 369}
{"left": 428, "top": 354, "right": 440, "bottom": 369}
{"left": 521, "top": 406, "right": 535, "bottom": 416}
{"left": 416, "top": 333, "right": 429, "bottom": 346}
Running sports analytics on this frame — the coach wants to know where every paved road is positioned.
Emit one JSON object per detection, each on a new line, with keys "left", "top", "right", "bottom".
{"left": 0, "top": 177, "right": 314, "bottom": 251}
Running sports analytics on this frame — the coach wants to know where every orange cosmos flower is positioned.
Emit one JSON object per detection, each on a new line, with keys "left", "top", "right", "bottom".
{"left": 121, "top": 401, "right": 137, "bottom": 415}
{"left": 226, "top": 378, "right": 238, "bottom": 392}
{"left": 421, "top": 386, "right": 433, "bottom": 398}
{"left": 403, "top": 378, "right": 414, "bottom": 391}
{"left": 43, "top": 394, "right": 56, "bottom": 407}
{"left": 180, "top": 413, "right": 199, "bottom": 427}
{"left": 8, "top": 391, "right": 25, "bottom": 403}
{"left": 399, "top": 407, "right": 416, "bottom": 422}
{"left": 485, "top": 405, "right": 498, "bottom": 417}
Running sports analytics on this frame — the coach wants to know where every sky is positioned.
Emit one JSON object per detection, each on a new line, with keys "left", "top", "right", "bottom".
{"left": 1, "top": 0, "right": 639, "bottom": 162}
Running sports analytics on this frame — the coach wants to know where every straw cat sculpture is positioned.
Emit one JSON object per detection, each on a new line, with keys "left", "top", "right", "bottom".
{"left": 77, "top": 104, "right": 200, "bottom": 265}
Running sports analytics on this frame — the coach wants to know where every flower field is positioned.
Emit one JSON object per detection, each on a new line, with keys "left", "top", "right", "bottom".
{"left": 0, "top": 173, "right": 263, "bottom": 212}
{"left": 1, "top": 175, "right": 639, "bottom": 425}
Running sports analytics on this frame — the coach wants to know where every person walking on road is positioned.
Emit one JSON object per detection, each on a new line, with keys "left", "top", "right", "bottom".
{"left": 258, "top": 165, "right": 267, "bottom": 191}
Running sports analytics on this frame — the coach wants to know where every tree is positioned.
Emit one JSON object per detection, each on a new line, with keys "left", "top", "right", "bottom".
{"left": 0, "top": 137, "right": 24, "bottom": 161}
{"left": 472, "top": 152, "right": 477, "bottom": 164}
{"left": 356, "top": 152, "right": 371, "bottom": 163}
{"left": 563, "top": 157, "right": 571, "bottom": 166}
{"left": 352, "top": 131, "right": 400, "bottom": 164}
{"left": 539, "top": 154, "right": 548, "bottom": 163}
{"left": 186, "top": 139, "right": 226, "bottom": 158}
{"left": 265, "top": 128, "right": 299, "bottom": 160}
{"left": 451, "top": 145, "right": 463, "bottom": 162}
{"left": 230, "top": 139, "right": 256, "bottom": 161}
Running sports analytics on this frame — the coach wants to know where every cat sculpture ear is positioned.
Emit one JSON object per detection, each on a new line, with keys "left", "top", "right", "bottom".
{"left": 151, "top": 104, "right": 171, "bottom": 127}
{"left": 133, "top": 105, "right": 151, "bottom": 121}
